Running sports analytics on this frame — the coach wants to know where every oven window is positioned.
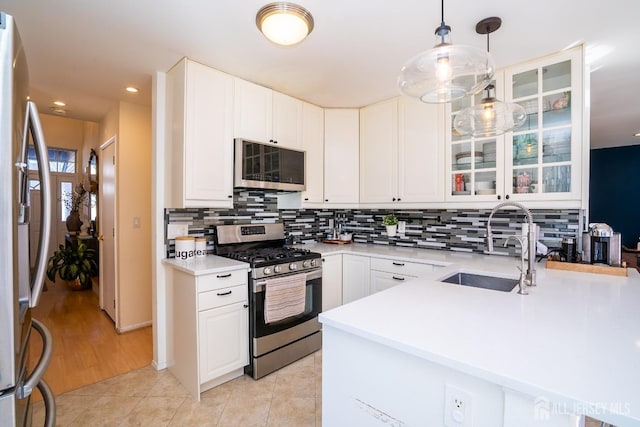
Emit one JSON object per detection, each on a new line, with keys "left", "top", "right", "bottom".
{"left": 252, "top": 276, "right": 321, "bottom": 338}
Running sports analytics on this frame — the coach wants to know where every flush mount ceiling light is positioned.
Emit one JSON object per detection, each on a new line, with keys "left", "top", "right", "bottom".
{"left": 256, "top": 2, "right": 314, "bottom": 46}
{"left": 125, "top": 86, "right": 139, "bottom": 93}
{"left": 397, "top": 0, "right": 494, "bottom": 103}
{"left": 453, "top": 17, "right": 526, "bottom": 137}
{"left": 53, "top": 100, "right": 66, "bottom": 107}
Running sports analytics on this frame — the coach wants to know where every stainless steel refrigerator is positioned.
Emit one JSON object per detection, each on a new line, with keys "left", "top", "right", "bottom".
{"left": 0, "top": 11, "right": 56, "bottom": 427}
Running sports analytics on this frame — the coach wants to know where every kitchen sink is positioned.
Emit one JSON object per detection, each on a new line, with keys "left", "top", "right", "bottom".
{"left": 440, "top": 272, "right": 518, "bottom": 292}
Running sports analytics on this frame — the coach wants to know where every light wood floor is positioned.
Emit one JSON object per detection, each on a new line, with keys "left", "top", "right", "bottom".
{"left": 29, "top": 279, "right": 153, "bottom": 399}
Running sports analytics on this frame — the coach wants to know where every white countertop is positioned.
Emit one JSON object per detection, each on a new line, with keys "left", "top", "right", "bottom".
{"left": 162, "top": 256, "right": 249, "bottom": 275}
{"left": 317, "top": 243, "right": 640, "bottom": 426}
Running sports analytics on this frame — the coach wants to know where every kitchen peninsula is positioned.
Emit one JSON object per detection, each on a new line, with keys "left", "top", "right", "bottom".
{"left": 317, "top": 246, "right": 640, "bottom": 427}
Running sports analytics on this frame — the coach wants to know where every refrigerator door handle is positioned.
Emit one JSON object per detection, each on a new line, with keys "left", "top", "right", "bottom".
{"left": 24, "top": 101, "right": 52, "bottom": 307}
{"left": 36, "top": 379, "right": 57, "bottom": 427}
{"left": 17, "top": 319, "right": 53, "bottom": 399}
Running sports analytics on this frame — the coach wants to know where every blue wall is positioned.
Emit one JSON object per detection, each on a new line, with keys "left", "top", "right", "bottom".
{"left": 590, "top": 144, "right": 640, "bottom": 247}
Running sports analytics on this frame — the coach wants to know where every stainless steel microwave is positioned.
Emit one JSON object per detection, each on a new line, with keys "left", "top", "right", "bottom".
{"left": 234, "top": 138, "right": 306, "bottom": 191}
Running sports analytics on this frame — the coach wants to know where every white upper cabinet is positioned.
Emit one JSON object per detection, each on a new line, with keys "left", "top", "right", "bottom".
{"left": 504, "top": 47, "right": 584, "bottom": 205}
{"left": 324, "top": 109, "right": 359, "bottom": 204}
{"left": 272, "top": 92, "right": 303, "bottom": 149}
{"left": 445, "top": 46, "right": 586, "bottom": 208}
{"left": 397, "top": 97, "right": 444, "bottom": 203}
{"left": 166, "top": 58, "right": 234, "bottom": 208}
{"left": 233, "top": 78, "right": 303, "bottom": 149}
{"left": 360, "top": 97, "right": 444, "bottom": 205}
{"left": 233, "top": 78, "right": 273, "bottom": 143}
{"left": 360, "top": 98, "right": 398, "bottom": 203}
{"left": 301, "top": 102, "right": 324, "bottom": 204}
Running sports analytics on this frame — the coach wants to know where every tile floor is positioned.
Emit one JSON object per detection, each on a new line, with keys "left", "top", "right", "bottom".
{"left": 33, "top": 351, "right": 322, "bottom": 427}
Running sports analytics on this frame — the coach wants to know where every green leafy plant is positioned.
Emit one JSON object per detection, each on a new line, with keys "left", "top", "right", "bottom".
{"left": 46, "top": 242, "right": 98, "bottom": 288}
{"left": 382, "top": 213, "right": 398, "bottom": 226}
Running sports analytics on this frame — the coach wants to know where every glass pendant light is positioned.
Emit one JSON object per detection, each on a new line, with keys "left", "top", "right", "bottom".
{"left": 453, "top": 17, "right": 526, "bottom": 137}
{"left": 256, "top": 2, "right": 314, "bottom": 46}
{"left": 397, "top": 0, "right": 495, "bottom": 103}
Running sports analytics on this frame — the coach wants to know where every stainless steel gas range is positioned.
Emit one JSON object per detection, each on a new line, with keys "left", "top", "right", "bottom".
{"left": 215, "top": 223, "right": 322, "bottom": 379}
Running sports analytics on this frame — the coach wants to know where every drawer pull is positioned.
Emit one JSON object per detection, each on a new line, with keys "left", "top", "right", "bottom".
{"left": 216, "top": 273, "right": 232, "bottom": 279}
{"left": 217, "top": 290, "right": 232, "bottom": 296}
{"left": 392, "top": 262, "right": 405, "bottom": 266}
{"left": 392, "top": 276, "right": 405, "bottom": 281}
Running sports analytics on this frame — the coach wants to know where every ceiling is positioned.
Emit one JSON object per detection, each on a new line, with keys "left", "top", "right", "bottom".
{"left": 1, "top": 0, "right": 638, "bottom": 149}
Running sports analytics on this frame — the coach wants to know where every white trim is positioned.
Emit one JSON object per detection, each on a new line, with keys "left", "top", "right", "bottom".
{"left": 99, "top": 135, "right": 116, "bottom": 151}
{"left": 117, "top": 320, "right": 152, "bottom": 333}
{"left": 151, "top": 70, "right": 169, "bottom": 370}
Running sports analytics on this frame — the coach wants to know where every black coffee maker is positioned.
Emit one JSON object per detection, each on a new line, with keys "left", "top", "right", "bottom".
{"left": 582, "top": 223, "right": 622, "bottom": 266}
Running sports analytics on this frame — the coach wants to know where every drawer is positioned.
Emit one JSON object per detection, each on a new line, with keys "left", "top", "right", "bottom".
{"left": 199, "top": 284, "right": 247, "bottom": 311}
{"left": 370, "top": 257, "right": 433, "bottom": 277}
{"left": 197, "top": 269, "right": 248, "bottom": 293}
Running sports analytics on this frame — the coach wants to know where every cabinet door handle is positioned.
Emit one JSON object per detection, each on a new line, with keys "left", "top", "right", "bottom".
{"left": 217, "top": 290, "right": 232, "bottom": 296}
{"left": 228, "top": 195, "right": 233, "bottom": 198}
{"left": 505, "top": 194, "right": 510, "bottom": 200}
{"left": 243, "top": 304, "right": 249, "bottom": 308}
{"left": 392, "top": 276, "right": 405, "bottom": 281}
{"left": 304, "top": 198, "right": 309, "bottom": 201}
{"left": 392, "top": 262, "right": 405, "bottom": 266}
{"left": 216, "top": 273, "right": 232, "bottom": 278}
{"left": 397, "top": 198, "right": 401, "bottom": 202}
{"left": 325, "top": 199, "right": 329, "bottom": 202}
{"left": 497, "top": 195, "right": 501, "bottom": 200}
{"left": 392, "top": 197, "right": 396, "bottom": 201}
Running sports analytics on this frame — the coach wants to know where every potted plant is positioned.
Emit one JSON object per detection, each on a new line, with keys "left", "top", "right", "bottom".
{"left": 382, "top": 213, "right": 399, "bottom": 237}
{"left": 64, "top": 184, "right": 88, "bottom": 233}
{"left": 46, "top": 242, "right": 98, "bottom": 290}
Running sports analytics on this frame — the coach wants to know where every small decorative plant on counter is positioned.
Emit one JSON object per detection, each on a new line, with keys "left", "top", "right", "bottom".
{"left": 46, "top": 242, "right": 98, "bottom": 291}
{"left": 382, "top": 213, "right": 398, "bottom": 237}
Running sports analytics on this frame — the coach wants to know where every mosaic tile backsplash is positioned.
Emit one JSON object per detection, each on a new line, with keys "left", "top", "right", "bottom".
{"left": 165, "top": 190, "right": 583, "bottom": 258}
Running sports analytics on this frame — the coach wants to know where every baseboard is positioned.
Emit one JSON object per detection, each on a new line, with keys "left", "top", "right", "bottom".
{"left": 117, "top": 320, "right": 152, "bottom": 333}
{"left": 152, "top": 359, "right": 170, "bottom": 371}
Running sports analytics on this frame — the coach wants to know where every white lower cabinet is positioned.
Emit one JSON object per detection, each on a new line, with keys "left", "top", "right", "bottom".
{"left": 322, "top": 254, "right": 343, "bottom": 311}
{"left": 171, "top": 267, "right": 249, "bottom": 400}
{"left": 370, "top": 258, "right": 434, "bottom": 294}
{"left": 198, "top": 298, "right": 249, "bottom": 384}
{"left": 342, "top": 254, "right": 370, "bottom": 304}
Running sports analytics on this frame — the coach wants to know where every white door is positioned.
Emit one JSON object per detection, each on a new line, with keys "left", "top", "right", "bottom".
{"left": 100, "top": 138, "right": 117, "bottom": 324}
{"left": 29, "top": 172, "right": 78, "bottom": 268}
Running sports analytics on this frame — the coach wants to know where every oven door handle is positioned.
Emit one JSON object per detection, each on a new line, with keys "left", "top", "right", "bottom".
{"left": 253, "top": 269, "right": 322, "bottom": 292}
{"left": 18, "top": 319, "right": 53, "bottom": 399}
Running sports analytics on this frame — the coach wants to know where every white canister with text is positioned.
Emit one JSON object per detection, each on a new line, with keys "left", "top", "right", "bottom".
{"left": 195, "top": 237, "right": 207, "bottom": 258}
{"left": 175, "top": 236, "right": 195, "bottom": 261}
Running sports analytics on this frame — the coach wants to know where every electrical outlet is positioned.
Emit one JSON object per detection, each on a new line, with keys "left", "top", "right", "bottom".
{"left": 397, "top": 221, "right": 406, "bottom": 234}
{"left": 444, "top": 384, "right": 473, "bottom": 427}
{"left": 167, "top": 223, "right": 189, "bottom": 239}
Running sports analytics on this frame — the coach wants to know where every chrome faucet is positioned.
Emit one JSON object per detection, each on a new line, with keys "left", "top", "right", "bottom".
{"left": 503, "top": 235, "right": 528, "bottom": 295}
{"left": 486, "top": 201, "right": 537, "bottom": 289}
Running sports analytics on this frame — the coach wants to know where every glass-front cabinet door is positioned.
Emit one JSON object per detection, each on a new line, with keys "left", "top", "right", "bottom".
{"left": 504, "top": 46, "right": 583, "bottom": 202}
{"left": 446, "top": 76, "right": 504, "bottom": 201}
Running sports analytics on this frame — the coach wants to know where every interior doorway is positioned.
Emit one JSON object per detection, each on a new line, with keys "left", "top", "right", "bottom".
{"left": 99, "top": 137, "right": 117, "bottom": 325}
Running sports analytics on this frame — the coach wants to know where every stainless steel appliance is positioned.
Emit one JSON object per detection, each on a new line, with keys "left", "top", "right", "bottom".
{"left": 0, "top": 12, "right": 56, "bottom": 427}
{"left": 215, "top": 223, "right": 322, "bottom": 379}
{"left": 582, "top": 223, "right": 622, "bottom": 266}
{"left": 234, "top": 138, "right": 306, "bottom": 191}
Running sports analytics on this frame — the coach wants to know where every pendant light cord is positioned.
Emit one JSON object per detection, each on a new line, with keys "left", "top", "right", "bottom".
{"left": 440, "top": 0, "right": 444, "bottom": 27}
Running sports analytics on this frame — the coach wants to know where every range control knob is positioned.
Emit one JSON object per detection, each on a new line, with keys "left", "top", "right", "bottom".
{"left": 310, "top": 259, "right": 318, "bottom": 267}
{"left": 303, "top": 260, "right": 311, "bottom": 268}
{"left": 274, "top": 265, "right": 282, "bottom": 273}
{"left": 263, "top": 267, "right": 273, "bottom": 275}
{"left": 289, "top": 263, "right": 298, "bottom": 271}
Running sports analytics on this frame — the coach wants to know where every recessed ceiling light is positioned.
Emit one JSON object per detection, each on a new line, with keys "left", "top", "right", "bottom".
{"left": 49, "top": 107, "right": 67, "bottom": 115}
{"left": 53, "top": 101, "right": 66, "bottom": 107}
{"left": 125, "top": 86, "right": 139, "bottom": 93}
{"left": 634, "top": 132, "right": 640, "bottom": 138}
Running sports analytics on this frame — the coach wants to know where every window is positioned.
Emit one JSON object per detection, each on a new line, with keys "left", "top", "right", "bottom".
{"left": 28, "top": 146, "right": 77, "bottom": 173}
